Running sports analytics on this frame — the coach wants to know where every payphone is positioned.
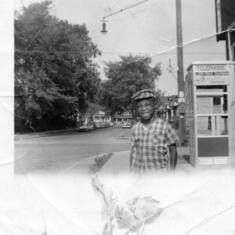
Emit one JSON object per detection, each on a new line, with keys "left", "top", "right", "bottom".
{"left": 185, "top": 61, "right": 235, "bottom": 166}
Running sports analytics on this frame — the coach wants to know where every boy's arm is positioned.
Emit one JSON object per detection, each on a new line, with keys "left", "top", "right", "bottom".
{"left": 164, "top": 122, "right": 179, "bottom": 169}
{"left": 169, "top": 143, "right": 177, "bottom": 169}
{"left": 130, "top": 145, "right": 135, "bottom": 168}
{"left": 130, "top": 128, "right": 136, "bottom": 170}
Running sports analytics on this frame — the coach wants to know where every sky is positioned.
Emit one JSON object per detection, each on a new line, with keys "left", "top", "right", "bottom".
{"left": 14, "top": 0, "right": 226, "bottom": 95}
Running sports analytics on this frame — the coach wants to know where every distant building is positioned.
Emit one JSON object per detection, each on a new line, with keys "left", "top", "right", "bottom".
{"left": 113, "top": 111, "right": 133, "bottom": 125}
{"left": 77, "top": 110, "right": 111, "bottom": 128}
{"left": 93, "top": 110, "right": 111, "bottom": 128}
{"left": 156, "top": 96, "right": 178, "bottom": 123}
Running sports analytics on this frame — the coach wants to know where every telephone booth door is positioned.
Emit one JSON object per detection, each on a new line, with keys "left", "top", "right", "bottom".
{"left": 195, "top": 85, "right": 229, "bottom": 164}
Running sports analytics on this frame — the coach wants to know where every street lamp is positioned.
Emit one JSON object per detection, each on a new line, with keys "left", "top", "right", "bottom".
{"left": 100, "top": 0, "right": 149, "bottom": 35}
{"left": 101, "top": 19, "right": 107, "bottom": 34}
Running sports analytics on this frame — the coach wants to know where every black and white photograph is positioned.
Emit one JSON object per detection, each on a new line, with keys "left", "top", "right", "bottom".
{"left": 0, "top": 0, "right": 235, "bottom": 234}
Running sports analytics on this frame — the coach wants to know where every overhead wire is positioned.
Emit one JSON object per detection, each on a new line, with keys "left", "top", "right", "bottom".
{"left": 106, "top": 0, "right": 162, "bottom": 23}
{"left": 102, "top": 0, "right": 150, "bottom": 20}
{"left": 96, "top": 28, "right": 231, "bottom": 58}
{"left": 108, "top": 0, "right": 139, "bottom": 12}
{"left": 150, "top": 28, "right": 235, "bottom": 58}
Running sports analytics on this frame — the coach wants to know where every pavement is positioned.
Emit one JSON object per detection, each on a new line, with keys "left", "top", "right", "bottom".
{"left": 55, "top": 145, "right": 191, "bottom": 175}
{"left": 11, "top": 130, "right": 235, "bottom": 234}
{"left": 92, "top": 148, "right": 191, "bottom": 175}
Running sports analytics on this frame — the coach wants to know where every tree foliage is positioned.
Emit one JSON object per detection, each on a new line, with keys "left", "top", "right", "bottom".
{"left": 99, "top": 55, "right": 161, "bottom": 115}
{"left": 15, "top": 0, "right": 101, "bottom": 131}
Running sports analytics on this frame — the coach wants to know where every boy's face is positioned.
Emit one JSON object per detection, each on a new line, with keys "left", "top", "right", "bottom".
{"left": 136, "top": 98, "right": 155, "bottom": 122}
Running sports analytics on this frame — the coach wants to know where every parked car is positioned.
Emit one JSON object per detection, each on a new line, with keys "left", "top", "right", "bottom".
{"left": 121, "top": 122, "right": 132, "bottom": 128}
{"left": 79, "top": 121, "right": 96, "bottom": 131}
{"left": 94, "top": 121, "right": 106, "bottom": 128}
{"left": 79, "top": 116, "right": 96, "bottom": 131}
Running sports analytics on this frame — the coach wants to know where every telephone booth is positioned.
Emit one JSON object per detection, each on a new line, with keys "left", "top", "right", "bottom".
{"left": 185, "top": 61, "right": 235, "bottom": 166}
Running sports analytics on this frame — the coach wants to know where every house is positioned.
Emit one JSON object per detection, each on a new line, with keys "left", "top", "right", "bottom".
{"left": 156, "top": 96, "right": 178, "bottom": 122}
{"left": 113, "top": 111, "right": 133, "bottom": 126}
{"left": 93, "top": 110, "right": 111, "bottom": 128}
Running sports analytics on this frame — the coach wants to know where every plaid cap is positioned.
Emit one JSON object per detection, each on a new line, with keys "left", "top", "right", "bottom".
{"left": 131, "top": 89, "right": 156, "bottom": 101}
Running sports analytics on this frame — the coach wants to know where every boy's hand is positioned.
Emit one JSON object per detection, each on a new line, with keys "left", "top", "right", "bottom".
{"left": 169, "top": 143, "right": 177, "bottom": 170}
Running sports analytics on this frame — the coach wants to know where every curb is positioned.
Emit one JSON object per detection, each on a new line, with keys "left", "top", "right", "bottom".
{"left": 89, "top": 153, "right": 113, "bottom": 173}
{"left": 15, "top": 126, "right": 117, "bottom": 140}
{"left": 15, "top": 128, "right": 80, "bottom": 139}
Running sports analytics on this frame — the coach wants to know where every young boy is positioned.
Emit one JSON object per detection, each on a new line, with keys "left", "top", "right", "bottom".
{"left": 130, "top": 89, "right": 178, "bottom": 173}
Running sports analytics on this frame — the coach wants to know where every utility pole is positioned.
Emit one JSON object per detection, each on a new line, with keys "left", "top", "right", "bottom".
{"left": 176, "top": 0, "right": 185, "bottom": 145}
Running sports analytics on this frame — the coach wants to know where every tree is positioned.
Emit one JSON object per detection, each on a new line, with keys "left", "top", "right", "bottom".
{"left": 15, "top": 0, "right": 101, "bottom": 131}
{"left": 99, "top": 55, "right": 161, "bottom": 115}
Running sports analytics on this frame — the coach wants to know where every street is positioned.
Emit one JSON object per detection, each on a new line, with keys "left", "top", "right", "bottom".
{"left": 15, "top": 127, "right": 131, "bottom": 174}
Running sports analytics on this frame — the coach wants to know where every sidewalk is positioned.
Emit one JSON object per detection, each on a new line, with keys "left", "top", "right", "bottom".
{"left": 98, "top": 147, "right": 192, "bottom": 175}
{"left": 62, "top": 146, "right": 191, "bottom": 175}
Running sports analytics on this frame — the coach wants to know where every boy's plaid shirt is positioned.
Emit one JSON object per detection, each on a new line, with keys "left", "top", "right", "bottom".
{"left": 130, "top": 118, "right": 178, "bottom": 173}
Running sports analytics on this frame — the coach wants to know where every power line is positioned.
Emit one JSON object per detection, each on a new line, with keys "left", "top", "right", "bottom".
{"left": 105, "top": 0, "right": 162, "bottom": 23}
{"left": 100, "top": 51, "right": 225, "bottom": 55}
{"left": 102, "top": 0, "right": 150, "bottom": 21}
{"left": 150, "top": 28, "right": 235, "bottom": 58}
{"left": 99, "top": 29, "right": 229, "bottom": 57}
